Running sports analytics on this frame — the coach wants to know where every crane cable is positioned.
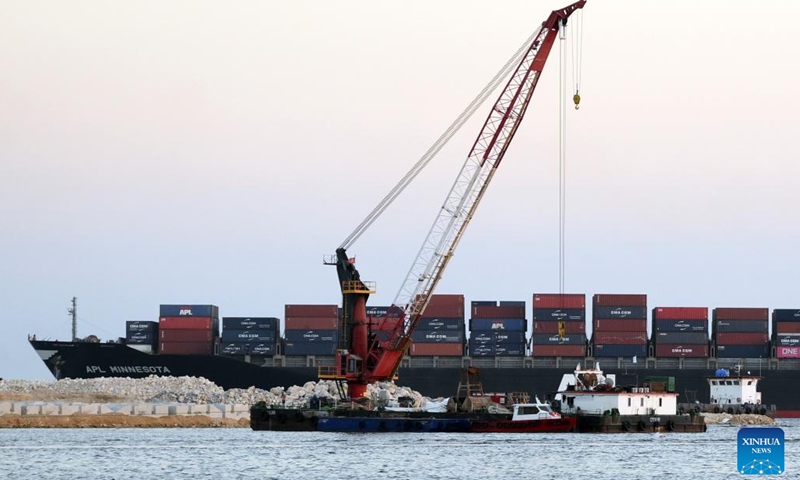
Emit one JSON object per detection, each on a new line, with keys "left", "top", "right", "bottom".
{"left": 339, "top": 29, "right": 543, "bottom": 251}
{"left": 558, "top": 12, "right": 584, "bottom": 339}
{"left": 571, "top": 9, "right": 584, "bottom": 110}
{"left": 558, "top": 20, "right": 567, "bottom": 299}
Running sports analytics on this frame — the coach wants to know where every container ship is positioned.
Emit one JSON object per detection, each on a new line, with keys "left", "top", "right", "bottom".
{"left": 28, "top": 295, "right": 800, "bottom": 416}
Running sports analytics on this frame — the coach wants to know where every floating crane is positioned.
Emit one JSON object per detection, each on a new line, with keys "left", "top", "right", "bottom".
{"left": 323, "top": 1, "right": 587, "bottom": 399}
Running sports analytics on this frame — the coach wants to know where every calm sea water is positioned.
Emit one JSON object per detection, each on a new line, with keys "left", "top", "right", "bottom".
{"left": 1, "top": 419, "right": 798, "bottom": 479}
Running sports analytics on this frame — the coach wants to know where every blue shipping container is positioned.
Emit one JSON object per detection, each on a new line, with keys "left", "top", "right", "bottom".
{"left": 159, "top": 304, "right": 219, "bottom": 318}
{"left": 468, "top": 343, "right": 526, "bottom": 357}
{"left": 471, "top": 301, "right": 498, "bottom": 307}
{"left": 126, "top": 321, "right": 158, "bottom": 333}
{"left": 469, "top": 318, "right": 527, "bottom": 332}
{"left": 715, "top": 344, "right": 770, "bottom": 358}
{"left": 499, "top": 301, "right": 526, "bottom": 308}
{"left": 126, "top": 332, "right": 155, "bottom": 344}
{"left": 366, "top": 306, "right": 403, "bottom": 318}
{"left": 773, "top": 309, "right": 800, "bottom": 322}
{"left": 221, "top": 330, "right": 276, "bottom": 343}
{"left": 653, "top": 319, "right": 708, "bottom": 333}
{"left": 774, "top": 334, "right": 800, "bottom": 347}
{"left": 469, "top": 331, "right": 527, "bottom": 344}
{"left": 714, "top": 320, "right": 768, "bottom": 333}
{"left": 220, "top": 342, "right": 276, "bottom": 356}
{"left": 411, "top": 330, "right": 464, "bottom": 343}
{"left": 222, "top": 317, "right": 279, "bottom": 330}
{"left": 531, "top": 308, "right": 585, "bottom": 321}
{"left": 531, "top": 333, "right": 587, "bottom": 345}
{"left": 593, "top": 306, "right": 647, "bottom": 319}
{"left": 654, "top": 332, "right": 708, "bottom": 344}
{"left": 418, "top": 317, "right": 464, "bottom": 331}
{"left": 284, "top": 342, "right": 337, "bottom": 356}
{"left": 284, "top": 330, "right": 338, "bottom": 343}
{"left": 592, "top": 344, "right": 648, "bottom": 357}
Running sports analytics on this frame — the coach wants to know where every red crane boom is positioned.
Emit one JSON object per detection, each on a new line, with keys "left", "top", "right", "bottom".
{"left": 328, "top": 1, "right": 586, "bottom": 399}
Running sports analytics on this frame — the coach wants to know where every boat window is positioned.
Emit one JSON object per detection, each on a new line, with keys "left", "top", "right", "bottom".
{"left": 726, "top": 381, "right": 733, "bottom": 386}
{"left": 733, "top": 380, "right": 739, "bottom": 385}
{"left": 747, "top": 380, "right": 753, "bottom": 385}
{"left": 628, "top": 398, "right": 631, "bottom": 407}
{"left": 518, "top": 406, "right": 539, "bottom": 415}
{"left": 659, "top": 398, "right": 662, "bottom": 407}
{"left": 640, "top": 398, "right": 644, "bottom": 407}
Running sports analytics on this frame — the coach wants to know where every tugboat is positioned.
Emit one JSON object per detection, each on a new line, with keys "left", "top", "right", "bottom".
{"left": 554, "top": 362, "right": 706, "bottom": 433}
{"left": 677, "top": 367, "right": 775, "bottom": 417}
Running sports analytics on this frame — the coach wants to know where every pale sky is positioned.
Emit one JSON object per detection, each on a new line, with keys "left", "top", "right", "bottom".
{"left": 2, "top": 1, "right": 799, "bottom": 379}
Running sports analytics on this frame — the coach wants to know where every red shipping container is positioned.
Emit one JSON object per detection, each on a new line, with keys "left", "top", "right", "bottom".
{"left": 593, "top": 319, "right": 647, "bottom": 333}
{"left": 371, "top": 317, "right": 402, "bottom": 331}
{"left": 532, "top": 294, "right": 585, "bottom": 309}
{"left": 471, "top": 305, "right": 525, "bottom": 319}
{"left": 776, "top": 322, "right": 800, "bottom": 334}
{"left": 427, "top": 294, "right": 465, "bottom": 307}
{"left": 284, "top": 304, "right": 338, "bottom": 318}
{"left": 159, "top": 317, "right": 215, "bottom": 330}
{"left": 593, "top": 294, "right": 647, "bottom": 307}
{"left": 655, "top": 344, "right": 709, "bottom": 358}
{"left": 652, "top": 307, "right": 708, "bottom": 320}
{"left": 592, "top": 332, "right": 647, "bottom": 344}
{"left": 533, "top": 321, "right": 586, "bottom": 334}
{"left": 159, "top": 341, "right": 213, "bottom": 355}
{"left": 285, "top": 317, "right": 339, "bottom": 330}
{"left": 713, "top": 308, "right": 768, "bottom": 321}
{"left": 531, "top": 344, "right": 586, "bottom": 357}
{"left": 160, "top": 329, "right": 214, "bottom": 342}
{"left": 777, "top": 346, "right": 800, "bottom": 359}
{"left": 410, "top": 342, "right": 463, "bottom": 356}
{"left": 714, "top": 332, "right": 768, "bottom": 345}
{"left": 422, "top": 304, "right": 464, "bottom": 318}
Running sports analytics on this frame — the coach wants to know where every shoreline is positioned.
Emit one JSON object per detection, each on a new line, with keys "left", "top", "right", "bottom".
{"left": 0, "top": 413, "right": 249, "bottom": 428}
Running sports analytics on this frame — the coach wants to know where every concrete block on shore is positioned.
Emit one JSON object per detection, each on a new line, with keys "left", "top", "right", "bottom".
{"left": 80, "top": 404, "right": 101, "bottom": 414}
{"left": 153, "top": 405, "right": 171, "bottom": 416}
{"left": 209, "top": 403, "right": 229, "bottom": 414}
{"left": 21, "top": 405, "right": 41, "bottom": 415}
{"left": 100, "top": 403, "right": 133, "bottom": 415}
{"left": 59, "top": 405, "right": 80, "bottom": 416}
{"left": 41, "top": 404, "right": 60, "bottom": 415}
{"left": 0, "top": 402, "right": 13, "bottom": 415}
{"left": 133, "top": 404, "right": 153, "bottom": 415}
{"left": 232, "top": 404, "right": 250, "bottom": 413}
{"left": 169, "top": 405, "right": 190, "bottom": 415}
{"left": 189, "top": 404, "right": 209, "bottom": 414}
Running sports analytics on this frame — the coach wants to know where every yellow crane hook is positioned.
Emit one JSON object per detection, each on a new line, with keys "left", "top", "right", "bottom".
{"left": 573, "top": 92, "right": 581, "bottom": 110}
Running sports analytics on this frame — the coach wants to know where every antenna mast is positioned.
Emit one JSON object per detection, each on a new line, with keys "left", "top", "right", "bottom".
{"left": 69, "top": 297, "right": 77, "bottom": 341}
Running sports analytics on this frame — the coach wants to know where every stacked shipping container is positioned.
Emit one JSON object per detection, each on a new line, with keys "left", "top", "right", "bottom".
{"left": 468, "top": 300, "right": 526, "bottom": 357}
{"left": 126, "top": 321, "right": 158, "bottom": 354}
{"left": 712, "top": 308, "right": 769, "bottom": 358}
{"left": 411, "top": 294, "right": 465, "bottom": 356}
{"left": 592, "top": 294, "right": 648, "bottom": 358}
{"left": 284, "top": 304, "right": 339, "bottom": 356}
{"left": 366, "top": 305, "right": 403, "bottom": 344}
{"left": 773, "top": 309, "right": 800, "bottom": 359}
{"left": 531, "top": 293, "right": 586, "bottom": 357}
{"left": 158, "top": 304, "right": 219, "bottom": 355}
{"left": 220, "top": 317, "right": 279, "bottom": 356}
{"left": 651, "top": 307, "right": 709, "bottom": 357}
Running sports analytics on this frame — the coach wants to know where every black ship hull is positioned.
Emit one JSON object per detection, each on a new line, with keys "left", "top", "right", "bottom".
{"left": 29, "top": 340, "right": 800, "bottom": 414}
